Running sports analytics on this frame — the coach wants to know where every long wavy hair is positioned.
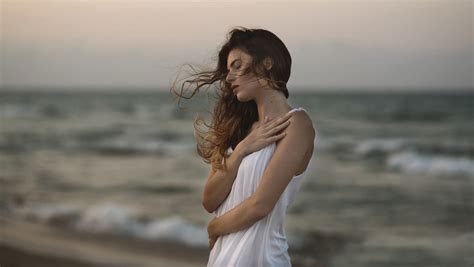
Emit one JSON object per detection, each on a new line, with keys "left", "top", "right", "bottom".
{"left": 170, "top": 26, "right": 292, "bottom": 172}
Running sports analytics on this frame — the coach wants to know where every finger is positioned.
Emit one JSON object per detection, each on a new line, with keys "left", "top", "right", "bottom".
{"left": 276, "top": 131, "right": 287, "bottom": 140}
{"left": 278, "top": 119, "right": 291, "bottom": 127}
{"left": 275, "top": 114, "right": 292, "bottom": 127}
{"left": 264, "top": 115, "right": 273, "bottom": 125}
{"left": 280, "top": 112, "right": 293, "bottom": 122}
{"left": 268, "top": 131, "right": 287, "bottom": 141}
{"left": 265, "top": 117, "right": 291, "bottom": 134}
{"left": 263, "top": 119, "right": 290, "bottom": 137}
{"left": 272, "top": 119, "right": 291, "bottom": 132}
{"left": 266, "top": 113, "right": 292, "bottom": 129}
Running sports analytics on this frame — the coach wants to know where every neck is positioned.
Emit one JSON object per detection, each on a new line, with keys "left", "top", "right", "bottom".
{"left": 253, "top": 86, "right": 292, "bottom": 125}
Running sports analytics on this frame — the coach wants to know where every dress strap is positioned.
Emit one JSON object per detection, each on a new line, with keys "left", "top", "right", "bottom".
{"left": 288, "top": 107, "right": 306, "bottom": 114}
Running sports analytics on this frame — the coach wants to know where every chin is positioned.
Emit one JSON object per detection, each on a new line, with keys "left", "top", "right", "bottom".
{"left": 236, "top": 94, "right": 251, "bottom": 102}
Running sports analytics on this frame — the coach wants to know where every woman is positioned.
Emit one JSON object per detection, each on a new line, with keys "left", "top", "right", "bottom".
{"left": 172, "top": 26, "right": 316, "bottom": 266}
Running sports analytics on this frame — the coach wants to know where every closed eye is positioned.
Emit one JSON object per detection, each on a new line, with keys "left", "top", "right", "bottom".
{"left": 227, "top": 59, "right": 241, "bottom": 72}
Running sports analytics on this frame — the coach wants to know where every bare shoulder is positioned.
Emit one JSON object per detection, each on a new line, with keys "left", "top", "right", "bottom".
{"left": 284, "top": 110, "right": 315, "bottom": 142}
{"left": 274, "top": 109, "right": 315, "bottom": 162}
{"left": 273, "top": 110, "right": 314, "bottom": 175}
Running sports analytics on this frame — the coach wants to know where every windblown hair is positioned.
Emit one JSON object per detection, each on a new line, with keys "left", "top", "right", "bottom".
{"left": 170, "top": 26, "right": 292, "bottom": 172}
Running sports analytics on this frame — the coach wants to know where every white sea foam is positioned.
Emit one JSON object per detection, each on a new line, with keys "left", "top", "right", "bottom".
{"left": 18, "top": 203, "right": 82, "bottom": 225}
{"left": 354, "top": 138, "right": 407, "bottom": 155}
{"left": 387, "top": 151, "right": 474, "bottom": 176}
{"left": 139, "top": 216, "right": 208, "bottom": 247}
{"left": 16, "top": 202, "right": 310, "bottom": 249}
{"left": 315, "top": 135, "right": 354, "bottom": 151}
{"left": 75, "top": 202, "right": 141, "bottom": 235}
{"left": 17, "top": 202, "right": 208, "bottom": 248}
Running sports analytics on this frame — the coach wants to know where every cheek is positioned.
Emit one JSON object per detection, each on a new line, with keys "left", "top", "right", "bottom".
{"left": 239, "top": 73, "right": 258, "bottom": 87}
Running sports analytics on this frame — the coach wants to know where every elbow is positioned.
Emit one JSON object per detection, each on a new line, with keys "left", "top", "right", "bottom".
{"left": 202, "top": 189, "right": 215, "bottom": 213}
{"left": 202, "top": 202, "right": 215, "bottom": 214}
{"left": 202, "top": 197, "right": 216, "bottom": 214}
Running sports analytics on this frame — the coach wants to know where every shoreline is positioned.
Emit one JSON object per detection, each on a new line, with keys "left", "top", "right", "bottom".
{"left": 0, "top": 217, "right": 209, "bottom": 267}
{"left": 0, "top": 217, "right": 324, "bottom": 267}
{"left": 0, "top": 245, "right": 108, "bottom": 267}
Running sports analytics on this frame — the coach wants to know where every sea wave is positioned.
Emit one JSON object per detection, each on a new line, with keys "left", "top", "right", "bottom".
{"left": 387, "top": 151, "right": 474, "bottom": 176}
{"left": 0, "top": 128, "right": 194, "bottom": 155}
{"left": 319, "top": 136, "right": 472, "bottom": 158}
{"left": 17, "top": 202, "right": 209, "bottom": 248}
{"left": 354, "top": 138, "right": 408, "bottom": 156}
{"left": 15, "top": 201, "right": 357, "bottom": 251}
{"left": 316, "top": 136, "right": 474, "bottom": 176}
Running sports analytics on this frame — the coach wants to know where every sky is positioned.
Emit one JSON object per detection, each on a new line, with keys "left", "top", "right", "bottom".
{"left": 1, "top": 0, "right": 472, "bottom": 91}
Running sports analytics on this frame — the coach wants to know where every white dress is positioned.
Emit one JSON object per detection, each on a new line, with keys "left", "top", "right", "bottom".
{"left": 207, "top": 107, "right": 313, "bottom": 267}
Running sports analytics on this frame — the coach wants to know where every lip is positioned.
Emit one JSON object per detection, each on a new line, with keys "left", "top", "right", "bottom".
{"left": 231, "top": 85, "right": 239, "bottom": 90}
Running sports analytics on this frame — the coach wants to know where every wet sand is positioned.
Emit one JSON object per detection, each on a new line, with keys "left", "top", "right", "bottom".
{"left": 0, "top": 217, "right": 208, "bottom": 267}
{"left": 0, "top": 245, "right": 108, "bottom": 267}
{"left": 0, "top": 217, "right": 322, "bottom": 267}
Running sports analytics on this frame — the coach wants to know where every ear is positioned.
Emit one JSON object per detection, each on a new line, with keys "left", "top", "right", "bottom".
{"left": 263, "top": 57, "right": 273, "bottom": 71}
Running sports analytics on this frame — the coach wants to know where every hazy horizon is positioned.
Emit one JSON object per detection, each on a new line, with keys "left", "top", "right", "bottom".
{"left": 1, "top": 0, "right": 472, "bottom": 91}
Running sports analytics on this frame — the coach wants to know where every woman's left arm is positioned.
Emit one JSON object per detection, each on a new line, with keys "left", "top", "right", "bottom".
{"left": 207, "top": 112, "right": 315, "bottom": 239}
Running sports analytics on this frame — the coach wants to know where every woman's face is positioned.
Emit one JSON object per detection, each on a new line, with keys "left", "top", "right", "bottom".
{"left": 226, "top": 48, "right": 267, "bottom": 102}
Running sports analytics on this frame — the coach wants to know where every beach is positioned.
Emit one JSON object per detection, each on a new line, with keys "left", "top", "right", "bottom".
{"left": 1, "top": 216, "right": 335, "bottom": 267}
{"left": 1, "top": 217, "right": 209, "bottom": 267}
{"left": 1, "top": 90, "right": 472, "bottom": 267}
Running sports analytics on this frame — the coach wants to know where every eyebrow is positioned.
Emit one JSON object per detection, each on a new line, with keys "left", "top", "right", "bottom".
{"left": 227, "top": 59, "right": 240, "bottom": 71}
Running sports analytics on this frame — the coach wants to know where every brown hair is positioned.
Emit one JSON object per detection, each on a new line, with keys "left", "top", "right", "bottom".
{"left": 170, "top": 26, "right": 292, "bottom": 171}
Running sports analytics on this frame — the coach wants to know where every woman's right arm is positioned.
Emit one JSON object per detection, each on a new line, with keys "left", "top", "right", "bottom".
{"left": 202, "top": 145, "right": 247, "bottom": 213}
{"left": 202, "top": 112, "right": 293, "bottom": 213}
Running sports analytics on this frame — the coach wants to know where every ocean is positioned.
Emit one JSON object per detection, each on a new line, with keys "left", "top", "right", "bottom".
{"left": 1, "top": 89, "right": 473, "bottom": 266}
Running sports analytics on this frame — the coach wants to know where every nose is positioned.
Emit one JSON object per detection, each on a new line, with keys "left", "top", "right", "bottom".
{"left": 225, "top": 71, "right": 236, "bottom": 84}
